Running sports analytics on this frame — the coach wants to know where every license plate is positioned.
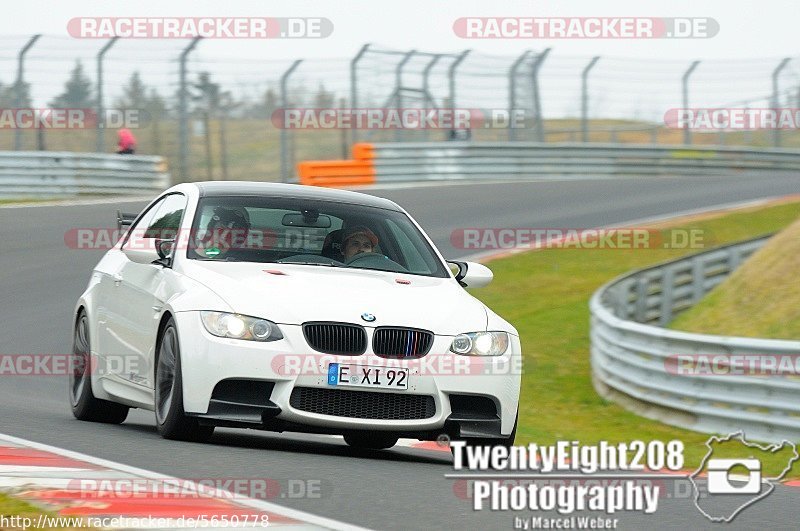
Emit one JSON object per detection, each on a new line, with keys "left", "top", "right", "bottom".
{"left": 327, "top": 363, "right": 408, "bottom": 390}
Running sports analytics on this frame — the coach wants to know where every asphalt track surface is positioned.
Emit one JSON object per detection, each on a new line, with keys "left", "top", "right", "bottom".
{"left": 2, "top": 174, "right": 800, "bottom": 530}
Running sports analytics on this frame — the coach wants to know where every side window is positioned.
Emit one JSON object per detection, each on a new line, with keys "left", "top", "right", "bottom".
{"left": 145, "top": 194, "right": 186, "bottom": 239}
{"left": 123, "top": 194, "right": 186, "bottom": 251}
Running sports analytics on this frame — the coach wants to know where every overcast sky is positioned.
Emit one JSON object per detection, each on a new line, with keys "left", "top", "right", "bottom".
{"left": 7, "top": 0, "right": 800, "bottom": 60}
{"left": 4, "top": 1, "right": 799, "bottom": 119}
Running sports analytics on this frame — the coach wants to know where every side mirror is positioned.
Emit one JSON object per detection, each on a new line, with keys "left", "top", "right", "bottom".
{"left": 156, "top": 239, "right": 174, "bottom": 260}
{"left": 122, "top": 239, "right": 174, "bottom": 267}
{"left": 122, "top": 246, "right": 160, "bottom": 265}
{"left": 447, "top": 260, "right": 493, "bottom": 288}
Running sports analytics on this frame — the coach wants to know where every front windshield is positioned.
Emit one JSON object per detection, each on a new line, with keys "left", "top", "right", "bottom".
{"left": 187, "top": 195, "right": 449, "bottom": 278}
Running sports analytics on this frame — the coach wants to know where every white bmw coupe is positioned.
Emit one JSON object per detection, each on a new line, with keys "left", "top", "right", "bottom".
{"left": 71, "top": 182, "right": 521, "bottom": 450}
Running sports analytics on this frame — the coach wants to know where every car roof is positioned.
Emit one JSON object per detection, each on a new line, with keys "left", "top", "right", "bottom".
{"left": 194, "top": 181, "right": 402, "bottom": 211}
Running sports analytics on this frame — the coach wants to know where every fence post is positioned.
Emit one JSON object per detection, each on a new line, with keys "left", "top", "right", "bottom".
{"left": 581, "top": 56, "right": 600, "bottom": 142}
{"left": 771, "top": 58, "right": 791, "bottom": 147}
{"left": 14, "top": 34, "right": 40, "bottom": 151}
{"left": 95, "top": 37, "right": 119, "bottom": 153}
{"left": 681, "top": 60, "right": 700, "bottom": 145}
{"left": 349, "top": 44, "right": 370, "bottom": 145}
{"left": 421, "top": 54, "right": 442, "bottom": 141}
{"left": 531, "top": 48, "right": 551, "bottom": 142}
{"left": 280, "top": 59, "right": 303, "bottom": 183}
{"left": 508, "top": 50, "right": 531, "bottom": 141}
{"left": 178, "top": 37, "right": 201, "bottom": 183}
{"left": 394, "top": 50, "right": 416, "bottom": 142}
{"left": 447, "top": 50, "right": 470, "bottom": 139}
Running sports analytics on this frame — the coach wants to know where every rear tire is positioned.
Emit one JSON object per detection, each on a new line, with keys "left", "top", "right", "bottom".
{"left": 69, "top": 311, "right": 129, "bottom": 424}
{"left": 155, "top": 318, "right": 214, "bottom": 442}
{"left": 344, "top": 433, "right": 399, "bottom": 450}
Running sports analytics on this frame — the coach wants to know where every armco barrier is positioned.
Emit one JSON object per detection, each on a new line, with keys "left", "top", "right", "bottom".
{"left": 297, "top": 142, "right": 800, "bottom": 186}
{"left": 590, "top": 234, "right": 800, "bottom": 443}
{"left": 0, "top": 152, "right": 170, "bottom": 199}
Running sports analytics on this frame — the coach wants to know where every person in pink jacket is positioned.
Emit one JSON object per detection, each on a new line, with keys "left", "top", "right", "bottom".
{"left": 116, "top": 128, "right": 137, "bottom": 154}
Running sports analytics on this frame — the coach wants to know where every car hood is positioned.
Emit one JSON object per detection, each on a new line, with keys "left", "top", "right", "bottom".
{"left": 180, "top": 261, "right": 488, "bottom": 335}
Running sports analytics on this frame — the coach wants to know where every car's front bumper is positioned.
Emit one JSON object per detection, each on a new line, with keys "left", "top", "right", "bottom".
{"left": 174, "top": 312, "right": 522, "bottom": 438}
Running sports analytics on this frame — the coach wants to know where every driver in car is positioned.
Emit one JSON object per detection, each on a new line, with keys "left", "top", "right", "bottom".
{"left": 194, "top": 206, "right": 251, "bottom": 259}
{"left": 342, "top": 225, "right": 379, "bottom": 262}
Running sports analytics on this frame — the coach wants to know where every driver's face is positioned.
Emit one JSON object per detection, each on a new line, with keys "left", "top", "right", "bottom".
{"left": 344, "top": 236, "right": 373, "bottom": 261}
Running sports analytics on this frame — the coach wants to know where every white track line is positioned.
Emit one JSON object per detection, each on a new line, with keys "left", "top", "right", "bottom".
{"left": 0, "top": 432, "right": 370, "bottom": 531}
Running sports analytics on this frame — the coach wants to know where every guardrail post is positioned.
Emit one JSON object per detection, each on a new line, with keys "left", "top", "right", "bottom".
{"left": 581, "top": 56, "right": 600, "bottom": 143}
{"left": 531, "top": 48, "right": 551, "bottom": 142}
{"left": 681, "top": 60, "right": 700, "bottom": 145}
{"left": 634, "top": 276, "right": 649, "bottom": 322}
{"left": 508, "top": 51, "right": 531, "bottom": 141}
{"left": 691, "top": 257, "right": 705, "bottom": 303}
{"left": 178, "top": 37, "right": 202, "bottom": 183}
{"left": 349, "top": 44, "right": 370, "bottom": 145}
{"left": 14, "top": 34, "right": 40, "bottom": 151}
{"left": 280, "top": 59, "right": 303, "bottom": 183}
{"left": 96, "top": 37, "right": 120, "bottom": 153}
{"left": 771, "top": 58, "right": 791, "bottom": 147}
{"left": 421, "top": 54, "right": 442, "bottom": 141}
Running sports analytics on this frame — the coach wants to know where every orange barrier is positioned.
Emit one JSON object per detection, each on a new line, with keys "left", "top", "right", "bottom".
{"left": 297, "top": 143, "right": 375, "bottom": 187}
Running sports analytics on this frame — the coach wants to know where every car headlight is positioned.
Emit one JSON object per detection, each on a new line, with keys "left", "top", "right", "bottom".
{"left": 450, "top": 331, "right": 509, "bottom": 356}
{"left": 200, "top": 311, "right": 283, "bottom": 342}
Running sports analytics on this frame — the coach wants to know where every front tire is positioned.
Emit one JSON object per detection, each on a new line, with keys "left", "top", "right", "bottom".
{"left": 69, "top": 311, "right": 129, "bottom": 424}
{"left": 154, "top": 318, "right": 214, "bottom": 442}
{"left": 344, "top": 433, "right": 399, "bottom": 450}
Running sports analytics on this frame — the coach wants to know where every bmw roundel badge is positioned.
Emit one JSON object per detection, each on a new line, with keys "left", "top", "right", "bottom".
{"left": 361, "top": 312, "right": 376, "bottom": 322}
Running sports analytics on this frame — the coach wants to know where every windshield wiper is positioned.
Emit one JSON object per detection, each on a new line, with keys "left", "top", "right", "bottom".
{"left": 278, "top": 260, "right": 341, "bottom": 267}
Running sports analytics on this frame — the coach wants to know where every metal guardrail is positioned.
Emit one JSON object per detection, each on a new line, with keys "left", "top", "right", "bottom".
{"left": 368, "top": 142, "right": 800, "bottom": 182}
{"left": 590, "top": 234, "right": 800, "bottom": 443}
{"left": 0, "top": 152, "right": 171, "bottom": 199}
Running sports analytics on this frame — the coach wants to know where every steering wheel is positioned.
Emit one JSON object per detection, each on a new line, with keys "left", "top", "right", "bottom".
{"left": 345, "top": 252, "right": 408, "bottom": 272}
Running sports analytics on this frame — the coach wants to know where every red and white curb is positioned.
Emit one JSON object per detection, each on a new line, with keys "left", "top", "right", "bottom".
{"left": 0, "top": 433, "right": 368, "bottom": 530}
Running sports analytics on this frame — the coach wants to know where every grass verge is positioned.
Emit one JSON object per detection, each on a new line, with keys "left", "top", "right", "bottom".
{"left": 670, "top": 214, "right": 800, "bottom": 339}
{"left": 472, "top": 199, "right": 800, "bottom": 477}
{"left": 0, "top": 491, "right": 84, "bottom": 530}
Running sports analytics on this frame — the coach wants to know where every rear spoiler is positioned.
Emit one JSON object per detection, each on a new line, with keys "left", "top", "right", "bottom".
{"left": 116, "top": 210, "right": 137, "bottom": 232}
